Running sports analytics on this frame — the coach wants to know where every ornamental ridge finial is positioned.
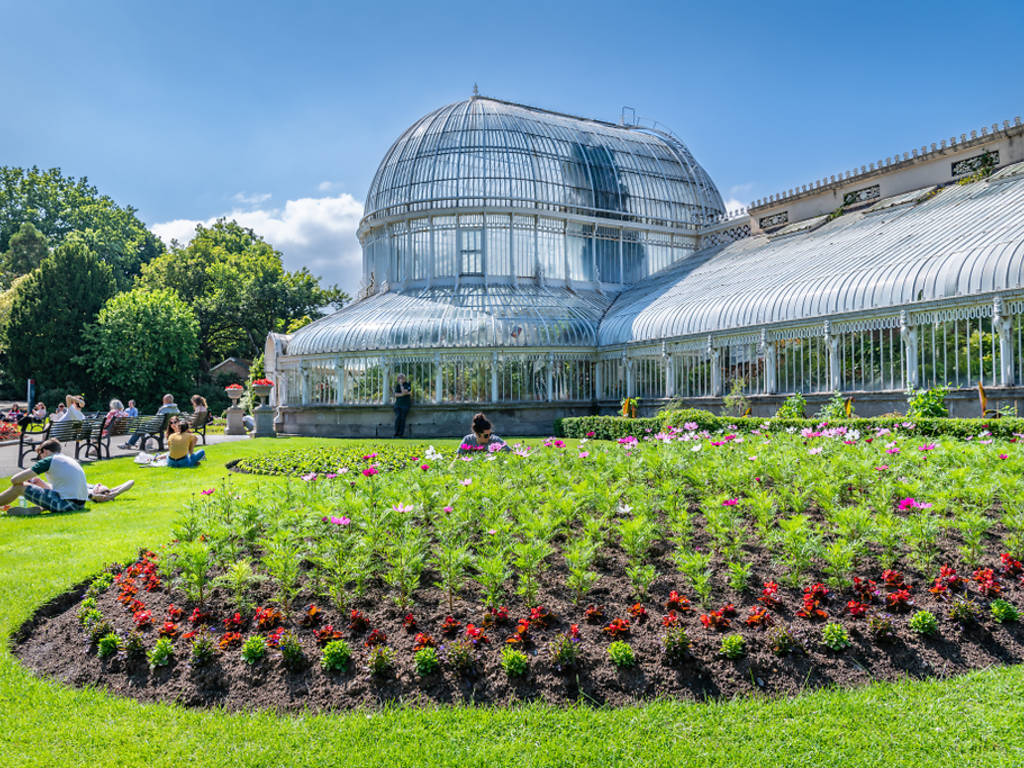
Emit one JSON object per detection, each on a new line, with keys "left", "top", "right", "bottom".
{"left": 472, "top": 83, "right": 479, "bottom": 98}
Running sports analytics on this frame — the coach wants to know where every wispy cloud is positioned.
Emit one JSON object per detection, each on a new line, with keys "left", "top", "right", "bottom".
{"left": 723, "top": 183, "right": 755, "bottom": 215}
{"left": 231, "top": 191, "right": 272, "bottom": 206}
{"left": 317, "top": 180, "right": 337, "bottom": 192}
{"left": 151, "top": 193, "right": 365, "bottom": 294}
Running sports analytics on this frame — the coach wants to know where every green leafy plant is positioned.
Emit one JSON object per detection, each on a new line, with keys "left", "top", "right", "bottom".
{"left": 147, "top": 637, "right": 175, "bottom": 669}
{"left": 123, "top": 632, "right": 146, "bottom": 661}
{"left": 719, "top": 634, "right": 746, "bottom": 659}
{"left": 414, "top": 646, "right": 440, "bottom": 676}
{"left": 176, "top": 539, "right": 212, "bottom": 606}
{"left": 909, "top": 610, "right": 939, "bottom": 635}
{"left": 548, "top": 633, "right": 582, "bottom": 672}
{"left": 990, "top": 599, "right": 1019, "bottom": 624}
{"left": 190, "top": 633, "right": 217, "bottom": 665}
{"left": 500, "top": 645, "right": 529, "bottom": 677}
{"left": 607, "top": 640, "right": 636, "bottom": 668}
{"left": 907, "top": 385, "right": 949, "bottom": 418}
{"left": 96, "top": 632, "right": 121, "bottom": 659}
{"left": 278, "top": 631, "right": 305, "bottom": 670}
{"left": 368, "top": 646, "right": 395, "bottom": 676}
{"left": 821, "top": 622, "right": 851, "bottom": 651}
{"left": 949, "top": 598, "right": 980, "bottom": 625}
{"left": 241, "top": 635, "right": 268, "bottom": 665}
{"left": 816, "top": 392, "right": 848, "bottom": 421}
{"left": 768, "top": 625, "right": 798, "bottom": 656}
{"left": 321, "top": 639, "right": 353, "bottom": 672}
{"left": 445, "top": 639, "right": 475, "bottom": 674}
{"left": 87, "top": 572, "right": 115, "bottom": 597}
{"left": 775, "top": 393, "right": 806, "bottom": 419}
{"left": 663, "top": 625, "right": 691, "bottom": 664}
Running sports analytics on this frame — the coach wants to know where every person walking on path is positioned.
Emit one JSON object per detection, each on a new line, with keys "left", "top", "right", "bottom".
{"left": 393, "top": 373, "right": 412, "bottom": 437}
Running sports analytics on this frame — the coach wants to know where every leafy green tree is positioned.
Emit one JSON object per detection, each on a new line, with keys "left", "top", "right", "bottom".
{"left": 80, "top": 288, "right": 200, "bottom": 407}
{"left": 137, "top": 220, "right": 347, "bottom": 368}
{"left": 0, "top": 166, "right": 162, "bottom": 289}
{"left": 1, "top": 222, "right": 48, "bottom": 287}
{"left": 4, "top": 237, "right": 116, "bottom": 391}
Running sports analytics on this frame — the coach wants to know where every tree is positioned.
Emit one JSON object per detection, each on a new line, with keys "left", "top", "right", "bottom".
{"left": 0, "top": 166, "right": 163, "bottom": 289}
{"left": 80, "top": 288, "right": 200, "bottom": 407}
{"left": 1, "top": 222, "right": 48, "bottom": 287}
{"left": 4, "top": 237, "right": 116, "bottom": 392}
{"left": 137, "top": 220, "right": 347, "bottom": 368}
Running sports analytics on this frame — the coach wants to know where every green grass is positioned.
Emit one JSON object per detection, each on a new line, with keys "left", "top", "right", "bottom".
{"left": 2, "top": 437, "right": 1024, "bottom": 767}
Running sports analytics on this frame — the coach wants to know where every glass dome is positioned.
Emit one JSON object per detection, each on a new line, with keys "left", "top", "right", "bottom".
{"left": 363, "top": 95, "right": 724, "bottom": 232}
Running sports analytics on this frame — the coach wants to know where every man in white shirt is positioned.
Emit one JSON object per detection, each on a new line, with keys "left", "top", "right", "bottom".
{"left": 1, "top": 438, "right": 89, "bottom": 514}
{"left": 50, "top": 395, "right": 85, "bottom": 423}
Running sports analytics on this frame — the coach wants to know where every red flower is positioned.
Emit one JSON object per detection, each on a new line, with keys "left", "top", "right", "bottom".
{"left": 133, "top": 610, "right": 152, "bottom": 628}
{"left": 159, "top": 621, "right": 179, "bottom": 638}
{"left": 699, "top": 609, "right": 731, "bottom": 630}
{"left": 167, "top": 604, "right": 184, "bottom": 621}
{"left": 628, "top": 603, "right": 648, "bottom": 621}
{"left": 744, "top": 606, "right": 772, "bottom": 628}
{"left": 254, "top": 606, "right": 284, "bottom": 629}
{"left": 886, "top": 589, "right": 913, "bottom": 611}
{"left": 1000, "top": 553, "right": 1023, "bottom": 576}
{"left": 403, "top": 613, "right": 417, "bottom": 631}
{"left": 364, "top": 629, "right": 387, "bottom": 648}
{"left": 662, "top": 611, "right": 681, "bottom": 628}
{"left": 349, "top": 609, "right": 369, "bottom": 632}
{"left": 129, "top": 599, "right": 146, "bottom": 614}
{"left": 219, "top": 631, "right": 242, "bottom": 649}
{"left": 482, "top": 605, "right": 509, "bottom": 627}
{"left": 665, "top": 591, "right": 692, "bottom": 611}
{"left": 506, "top": 618, "right": 531, "bottom": 645}
{"left": 796, "top": 584, "right": 829, "bottom": 620}
{"left": 189, "top": 607, "right": 211, "bottom": 625}
{"left": 852, "top": 577, "right": 879, "bottom": 603}
{"left": 252, "top": 378, "right": 274, "bottom": 387}
{"left": 847, "top": 600, "right": 869, "bottom": 617}
{"left": 602, "top": 617, "right": 630, "bottom": 638}
{"left": 584, "top": 604, "right": 604, "bottom": 623}
{"left": 719, "top": 603, "right": 737, "bottom": 617}
{"left": 413, "top": 632, "right": 436, "bottom": 650}
{"left": 266, "top": 627, "right": 285, "bottom": 649}
{"left": 223, "top": 612, "right": 243, "bottom": 630}
{"left": 465, "top": 623, "right": 490, "bottom": 645}
{"left": 973, "top": 568, "right": 1002, "bottom": 597}
{"left": 569, "top": 623, "right": 581, "bottom": 639}
{"left": 300, "top": 605, "right": 322, "bottom": 627}
{"left": 313, "top": 625, "right": 343, "bottom": 646}
{"left": 529, "top": 606, "right": 553, "bottom": 627}
{"left": 882, "top": 570, "right": 904, "bottom": 588}
{"left": 181, "top": 631, "right": 197, "bottom": 641}
{"left": 929, "top": 565, "right": 964, "bottom": 597}
{"left": 758, "top": 581, "right": 781, "bottom": 608}
{"left": 440, "top": 616, "right": 462, "bottom": 635}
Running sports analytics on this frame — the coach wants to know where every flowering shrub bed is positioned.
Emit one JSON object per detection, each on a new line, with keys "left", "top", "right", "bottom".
{"left": 14, "top": 427, "right": 1024, "bottom": 710}
{"left": 232, "top": 443, "right": 437, "bottom": 477}
{"left": 0, "top": 421, "right": 19, "bottom": 440}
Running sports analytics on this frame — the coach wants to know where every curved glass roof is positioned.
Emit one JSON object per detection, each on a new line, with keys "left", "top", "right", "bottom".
{"left": 362, "top": 96, "right": 724, "bottom": 230}
{"left": 287, "top": 285, "right": 611, "bottom": 355}
{"left": 599, "top": 173, "right": 1024, "bottom": 346}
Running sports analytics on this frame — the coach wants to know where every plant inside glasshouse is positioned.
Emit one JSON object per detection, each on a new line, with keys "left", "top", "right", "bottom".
{"left": 14, "top": 422, "right": 1024, "bottom": 709}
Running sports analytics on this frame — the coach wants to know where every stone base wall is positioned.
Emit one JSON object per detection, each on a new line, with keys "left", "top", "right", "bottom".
{"left": 275, "top": 402, "right": 597, "bottom": 438}
{"left": 277, "top": 387, "right": 1024, "bottom": 438}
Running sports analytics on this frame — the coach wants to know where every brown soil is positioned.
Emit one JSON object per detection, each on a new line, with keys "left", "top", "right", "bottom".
{"left": 13, "top": 529, "right": 1024, "bottom": 712}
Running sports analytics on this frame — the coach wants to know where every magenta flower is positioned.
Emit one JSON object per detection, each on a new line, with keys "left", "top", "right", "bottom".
{"left": 443, "top": 505, "right": 453, "bottom": 513}
{"left": 918, "top": 444, "right": 937, "bottom": 452}
{"left": 362, "top": 466, "right": 378, "bottom": 477}
{"left": 898, "top": 497, "right": 933, "bottom": 511}
{"left": 329, "top": 516, "right": 350, "bottom": 526}
{"left": 578, "top": 451, "right": 590, "bottom": 458}
{"left": 999, "top": 454, "right": 1009, "bottom": 460}
{"left": 722, "top": 498, "right": 739, "bottom": 506}
{"left": 586, "top": 431, "right": 596, "bottom": 437}
{"left": 200, "top": 488, "right": 215, "bottom": 496}
{"left": 324, "top": 473, "right": 337, "bottom": 479}
{"left": 886, "top": 447, "right": 900, "bottom": 455}
{"left": 875, "top": 465, "right": 889, "bottom": 471}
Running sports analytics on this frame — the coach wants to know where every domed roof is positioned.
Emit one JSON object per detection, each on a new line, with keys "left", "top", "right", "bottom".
{"left": 286, "top": 284, "right": 611, "bottom": 355}
{"left": 361, "top": 96, "right": 724, "bottom": 231}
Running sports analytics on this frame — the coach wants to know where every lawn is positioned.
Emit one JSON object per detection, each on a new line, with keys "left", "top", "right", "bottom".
{"left": 2, "top": 436, "right": 1024, "bottom": 767}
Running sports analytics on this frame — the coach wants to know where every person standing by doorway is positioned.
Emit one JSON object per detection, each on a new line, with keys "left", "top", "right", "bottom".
{"left": 393, "top": 373, "right": 412, "bottom": 437}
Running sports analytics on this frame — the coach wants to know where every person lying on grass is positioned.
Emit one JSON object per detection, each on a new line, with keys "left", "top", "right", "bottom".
{"left": 0, "top": 438, "right": 133, "bottom": 516}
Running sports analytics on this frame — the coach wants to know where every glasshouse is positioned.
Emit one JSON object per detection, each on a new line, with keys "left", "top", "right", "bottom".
{"left": 266, "top": 94, "right": 1024, "bottom": 436}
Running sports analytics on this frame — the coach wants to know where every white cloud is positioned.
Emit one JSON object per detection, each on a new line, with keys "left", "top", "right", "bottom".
{"left": 724, "top": 183, "right": 755, "bottom": 214}
{"left": 317, "top": 181, "right": 335, "bottom": 192}
{"left": 151, "top": 193, "right": 365, "bottom": 295}
{"left": 231, "top": 191, "right": 272, "bottom": 206}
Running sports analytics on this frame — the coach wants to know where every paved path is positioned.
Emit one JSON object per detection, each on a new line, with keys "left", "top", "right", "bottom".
{"left": 0, "top": 431, "right": 251, "bottom": 479}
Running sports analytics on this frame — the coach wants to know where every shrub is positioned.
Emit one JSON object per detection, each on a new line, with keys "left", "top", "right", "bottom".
{"left": 867, "top": 615, "right": 896, "bottom": 641}
{"left": 87, "top": 572, "right": 115, "bottom": 597}
{"left": 500, "top": 645, "right": 529, "bottom": 677}
{"left": 147, "top": 637, "right": 175, "bottom": 669}
{"left": 768, "top": 625, "right": 798, "bottom": 656}
{"left": 190, "top": 633, "right": 217, "bottom": 665}
{"left": 949, "top": 599, "right": 980, "bottom": 625}
{"left": 722, "top": 378, "right": 750, "bottom": 418}
{"left": 445, "top": 640, "right": 475, "bottom": 674}
{"left": 240, "top": 635, "right": 268, "bottom": 665}
{"left": 123, "top": 632, "right": 146, "bottom": 660}
{"left": 96, "top": 632, "right": 121, "bottom": 659}
{"left": 88, "top": 619, "right": 113, "bottom": 645}
{"left": 607, "top": 640, "right": 636, "bottom": 667}
{"left": 414, "top": 646, "right": 440, "bottom": 676}
{"left": 278, "top": 631, "right": 305, "bottom": 670}
{"left": 548, "top": 633, "right": 582, "bottom": 672}
{"left": 907, "top": 385, "right": 949, "bottom": 418}
{"left": 816, "top": 392, "right": 848, "bottom": 421}
{"left": 368, "top": 646, "right": 395, "bottom": 676}
{"left": 719, "top": 634, "right": 746, "bottom": 659}
{"left": 663, "top": 625, "right": 691, "bottom": 664}
{"left": 321, "top": 639, "right": 352, "bottom": 672}
{"left": 821, "top": 622, "right": 851, "bottom": 651}
{"left": 909, "top": 610, "right": 939, "bottom": 635}
{"left": 775, "top": 393, "right": 806, "bottom": 419}
{"left": 990, "top": 599, "right": 1020, "bottom": 624}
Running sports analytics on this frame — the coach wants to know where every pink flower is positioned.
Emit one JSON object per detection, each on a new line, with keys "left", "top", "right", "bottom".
{"left": 585, "top": 431, "right": 596, "bottom": 437}
{"left": 362, "top": 466, "right": 378, "bottom": 477}
{"left": 329, "top": 516, "right": 350, "bottom": 526}
{"left": 874, "top": 465, "right": 888, "bottom": 471}
{"left": 392, "top": 503, "right": 413, "bottom": 514}
{"left": 420, "top": 464, "right": 430, "bottom": 471}
{"left": 488, "top": 529, "right": 497, "bottom": 535}
{"left": 443, "top": 505, "right": 453, "bottom": 513}
{"left": 722, "top": 498, "right": 739, "bottom": 506}
{"left": 808, "top": 446, "right": 823, "bottom": 455}
{"left": 886, "top": 448, "right": 900, "bottom": 455}
{"left": 747, "top": 455, "right": 757, "bottom": 461}
{"left": 898, "top": 497, "right": 933, "bottom": 511}
{"left": 683, "top": 422, "right": 698, "bottom": 431}
{"left": 301, "top": 472, "right": 317, "bottom": 482}
{"left": 200, "top": 488, "right": 215, "bottom": 496}
{"left": 918, "top": 443, "right": 937, "bottom": 452}
{"left": 325, "top": 473, "right": 337, "bottom": 479}
{"left": 459, "top": 478, "right": 472, "bottom": 487}
{"left": 999, "top": 454, "right": 1009, "bottom": 460}
{"left": 578, "top": 451, "right": 590, "bottom": 458}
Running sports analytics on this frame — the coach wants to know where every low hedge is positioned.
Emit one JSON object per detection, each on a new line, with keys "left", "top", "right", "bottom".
{"left": 557, "top": 409, "right": 1024, "bottom": 440}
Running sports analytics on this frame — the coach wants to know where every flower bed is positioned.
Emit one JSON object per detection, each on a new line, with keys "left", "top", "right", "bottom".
{"left": 0, "top": 421, "right": 19, "bottom": 441}
{"left": 13, "top": 430, "right": 1024, "bottom": 710}
{"left": 231, "top": 443, "right": 439, "bottom": 476}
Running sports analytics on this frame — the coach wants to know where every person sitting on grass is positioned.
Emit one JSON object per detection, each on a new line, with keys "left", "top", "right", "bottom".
{"left": 166, "top": 418, "right": 205, "bottom": 468}
{"left": 0, "top": 438, "right": 90, "bottom": 516}
{"left": 457, "top": 412, "right": 511, "bottom": 455}
{"left": 119, "top": 393, "right": 179, "bottom": 450}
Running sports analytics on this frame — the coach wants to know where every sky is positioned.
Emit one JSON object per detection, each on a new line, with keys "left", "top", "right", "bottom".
{"left": 3, "top": 0, "right": 1023, "bottom": 296}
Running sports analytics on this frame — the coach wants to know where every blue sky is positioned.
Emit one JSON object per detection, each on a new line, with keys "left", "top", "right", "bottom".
{"left": 4, "top": 0, "right": 1023, "bottom": 294}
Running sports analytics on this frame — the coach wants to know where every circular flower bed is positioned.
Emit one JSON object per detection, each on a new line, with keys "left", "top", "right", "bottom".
{"left": 14, "top": 429, "right": 1024, "bottom": 710}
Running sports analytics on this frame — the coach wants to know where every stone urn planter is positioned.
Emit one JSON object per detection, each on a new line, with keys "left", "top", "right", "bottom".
{"left": 250, "top": 379, "right": 275, "bottom": 438}
{"left": 224, "top": 385, "right": 245, "bottom": 435}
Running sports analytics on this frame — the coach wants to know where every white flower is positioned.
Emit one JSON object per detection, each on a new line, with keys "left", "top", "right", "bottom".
{"left": 691, "top": 444, "right": 702, "bottom": 452}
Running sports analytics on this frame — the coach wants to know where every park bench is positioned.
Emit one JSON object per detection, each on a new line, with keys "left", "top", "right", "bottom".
{"left": 17, "top": 418, "right": 94, "bottom": 468}
{"left": 132, "top": 413, "right": 174, "bottom": 452}
{"left": 181, "top": 411, "right": 211, "bottom": 444}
